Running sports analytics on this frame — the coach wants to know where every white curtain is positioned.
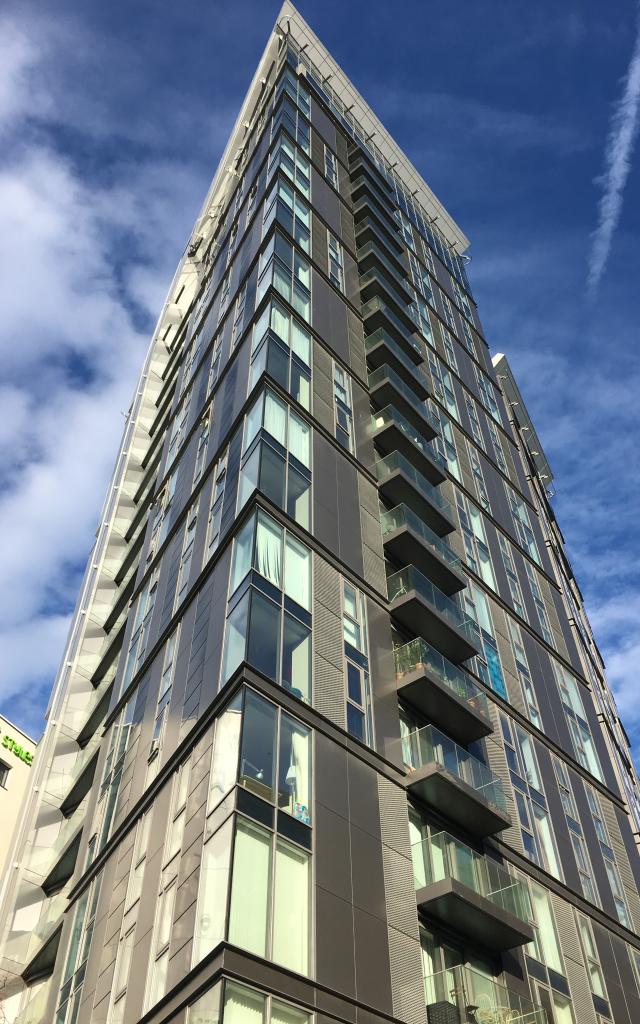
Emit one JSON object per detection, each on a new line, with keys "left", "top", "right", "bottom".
{"left": 209, "top": 703, "right": 241, "bottom": 808}
{"left": 255, "top": 514, "right": 282, "bottom": 587}
{"left": 272, "top": 840, "right": 309, "bottom": 974}
{"left": 228, "top": 821, "right": 271, "bottom": 956}
{"left": 289, "top": 412, "right": 310, "bottom": 467}
{"left": 284, "top": 536, "right": 310, "bottom": 610}
{"left": 289, "top": 727, "right": 310, "bottom": 821}
{"left": 271, "top": 1001, "right": 310, "bottom": 1024}
{"left": 223, "top": 982, "right": 265, "bottom": 1024}
{"left": 270, "top": 300, "right": 289, "bottom": 343}
{"left": 264, "top": 391, "right": 287, "bottom": 446}
{"left": 291, "top": 321, "right": 310, "bottom": 365}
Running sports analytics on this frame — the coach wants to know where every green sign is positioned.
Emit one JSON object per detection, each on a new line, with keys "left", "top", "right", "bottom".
{"left": 0, "top": 732, "right": 33, "bottom": 766}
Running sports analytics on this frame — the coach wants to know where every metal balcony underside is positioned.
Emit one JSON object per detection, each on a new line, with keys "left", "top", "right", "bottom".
{"left": 406, "top": 763, "right": 511, "bottom": 837}
{"left": 416, "top": 877, "right": 535, "bottom": 952}
{"left": 396, "top": 665, "right": 492, "bottom": 744}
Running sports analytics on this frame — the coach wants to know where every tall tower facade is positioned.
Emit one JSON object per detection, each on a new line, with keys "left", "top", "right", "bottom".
{"left": 3, "top": 6, "right": 640, "bottom": 1024}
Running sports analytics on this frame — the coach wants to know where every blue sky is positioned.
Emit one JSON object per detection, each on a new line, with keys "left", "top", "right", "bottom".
{"left": 0, "top": 0, "right": 639, "bottom": 762}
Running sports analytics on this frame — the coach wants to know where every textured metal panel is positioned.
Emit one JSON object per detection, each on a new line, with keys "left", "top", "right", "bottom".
{"left": 312, "top": 341, "right": 335, "bottom": 435}
{"left": 483, "top": 720, "right": 525, "bottom": 856}
{"left": 378, "top": 776, "right": 412, "bottom": 856}
{"left": 388, "top": 926, "right": 428, "bottom": 1024}
{"left": 313, "top": 556, "right": 346, "bottom": 730}
{"left": 382, "top": 846, "right": 420, "bottom": 939}
{"left": 552, "top": 894, "right": 599, "bottom": 1024}
{"left": 312, "top": 211, "right": 329, "bottom": 274}
{"left": 602, "top": 799, "right": 640, "bottom": 933}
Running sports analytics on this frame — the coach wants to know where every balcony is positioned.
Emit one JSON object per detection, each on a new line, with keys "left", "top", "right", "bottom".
{"left": 424, "top": 966, "right": 548, "bottom": 1024}
{"left": 371, "top": 407, "right": 446, "bottom": 485}
{"left": 27, "top": 795, "right": 87, "bottom": 883}
{"left": 357, "top": 239, "right": 413, "bottom": 299}
{"left": 394, "top": 639, "right": 492, "bottom": 743}
{"left": 361, "top": 274, "right": 418, "bottom": 334}
{"left": 369, "top": 367, "right": 439, "bottom": 438}
{"left": 381, "top": 505, "right": 465, "bottom": 595}
{"left": 398, "top": 724, "right": 510, "bottom": 837}
{"left": 351, "top": 171, "right": 398, "bottom": 217}
{"left": 355, "top": 211, "right": 405, "bottom": 258}
{"left": 362, "top": 296, "right": 424, "bottom": 355}
{"left": 387, "top": 566, "right": 479, "bottom": 662}
{"left": 412, "top": 832, "right": 534, "bottom": 951}
{"left": 352, "top": 188, "right": 402, "bottom": 240}
{"left": 376, "top": 452, "right": 455, "bottom": 536}
{"left": 365, "top": 327, "right": 428, "bottom": 390}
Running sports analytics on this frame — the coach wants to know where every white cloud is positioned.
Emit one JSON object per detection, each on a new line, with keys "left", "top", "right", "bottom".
{"left": 587, "top": 8, "right": 640, "bottom": 294}
{"left": 0, "top": 10, "right": 211, "bottom": 736}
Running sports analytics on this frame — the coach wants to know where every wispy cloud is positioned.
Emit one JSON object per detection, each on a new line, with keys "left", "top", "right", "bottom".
{"left": 587, "top": 7, "right": 640, "bottom": 294}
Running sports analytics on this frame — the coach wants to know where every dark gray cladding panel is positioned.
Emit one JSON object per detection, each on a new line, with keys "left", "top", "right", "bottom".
{"left": 311, "top": 269, "right": 350, "bottom": 365}
{"left": 365, "top": 597, "right": 399, "bottom": 761}
{"left": 312, "top": 430, "right": 339, "bottom": 553}
{"left": 311, "top": 166, "right": 342, "bottom": 237}
{"left": 336, "top": 455, "right": 363, "bottom": 576}
{"left": 315, "top": 886, "right": 357, "bottom": 997}
{"left": 310, "top": 94, "right": 338, "bottom": 152}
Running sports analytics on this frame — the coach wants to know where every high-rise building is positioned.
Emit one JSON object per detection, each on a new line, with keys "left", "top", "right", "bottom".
{"left": 2, "top": 5, "right": 640, "bottom": 1024}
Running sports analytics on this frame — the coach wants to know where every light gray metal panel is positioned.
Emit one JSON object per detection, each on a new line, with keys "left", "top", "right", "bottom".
{"left": 483, "top": 711, "right": 525, "bottom": 856}
{"left": 387, "top": 926, "right": 428, "bottom": 1024}
{"left": 552, "top": 893, "right": 598, "bottom": 1024}
{"left": 602, "top": 798, "right": 640, "bottom": 933}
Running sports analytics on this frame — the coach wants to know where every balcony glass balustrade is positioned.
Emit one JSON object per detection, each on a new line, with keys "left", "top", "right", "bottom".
{"left": 382, "top": 505, "right": 459, "bottom": 570}
{"left": 362, "top": 296, "right": 424, "bottom": 353}
{"left": 387, "top": 566, "right": 476, "bottom": 646}
{"left": 376, "top": 452, "right": 454, "bottom": 535}
{"left": 394, "top": 638, "right": 491, "bottom": 742}
{"left": 412, "top": 831, "right": 533, "bottom": 949}
{"left": 28, "top": 795, "right": 88, "bottom": 878}
{"left": 372, "top": 406, "right": 446, "bottom": 484}
{"left": 397, "top": 724, "right": 510, "bottom": 835}
{"left": 423, "top": 966, "right": 548, "bottom": 1024}
{"left": 369, "top": 367, "right": 439, "bottom": 436}
{"left": 365, "top": 327, "right": 428, "bottom": 387}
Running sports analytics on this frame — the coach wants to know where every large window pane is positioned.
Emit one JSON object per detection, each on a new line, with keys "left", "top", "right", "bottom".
{"left": 238, "top": 446, "right": 259, "bottom": 510}
{"left": 222, "top": 593, "right": 249, "bottom": 681}
{"left": 255, "top": 513, "right": 283, "bottom": 587}
{"left": 271, "top": 1001, "right": 311, "bottom": 1024}
{"left": 284, "top": 536, "right": 310, "bottom": 610}
{"left": 287, "top": 466, "right": 310, "bottom": 529}
{"left": 272, "top": 839, "right": 309, "bottom": 974}
{"left": 282, "top": 615, "right": 310, "bottom": 704}
{"left": 228, "top": 821, "right": 271, "bottom": 955}
{"left": 248, "top": 591, "right": 281, "bottom": 682}
{"left": 240, "top": 691, "right": 277, "bottom": 801}
{"left": 209, "top": 694, "right": 242, "bottom": 809}
{"left": 187, "top": 981, "right": 221, "bottom": 1024}
{"left": 289, "top": 412, "right": 310, "bottom": 467}
{"left": 223, "top": 982, "right": 265, "bottom": 1024}
{"left": 193, "top": 818, "right": 232, "bottom": 963}
{"left": 278, "top": 714, "right": 311, "bottom": 824}
{"left": 231, "top": 517, "right": 254, "bottom": 593}
{"left": 259, "top": 444, "right": 286, "bottom": 508}
{"left": 264, "top": 391, "right": 287, "bottom": 445}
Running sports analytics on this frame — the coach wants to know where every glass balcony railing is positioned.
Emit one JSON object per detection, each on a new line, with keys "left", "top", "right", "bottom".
{"left": 381, "top": 505, "right": 459, "bottom": 569}
{"left": 369, "top": 366, "right": 440, "bottom": 434}
{"left": 372, "top": 406, "right": 446, "bottom": 469}
{"left": 398, "top": 724, "right": 508, "bottom": 815}
{"left": 357, "top": 239, "right": 412, "bottom": 296}
{"left": 412, "top": 831, "right": 531, "bottom": 922}
{"left": 387, "top": 566, "right": 476, "bottom": 647}
{"left": 22, "top": 888, "right": 68, "bottom": 966}
{"left": 14, "top": 981, "right": 52, "bottom": 1024}
{"left": 361, "top": 296, "right": 424, "bottom": 351}
{"left": 394, "top": 638, "right": 489, "bottom": 718}
{"left": 365, "top": 327, "right": 428, "bottom": 378}
{"left": 376, "top": 451, "right": 453, "bottom": 521}
{"left": 43, "top": 732, "right": 101, "bottom": 806}
{"left": 423, "top": 965, "right": 548, "bottom": 1024}
{"left": 28, "top": 796, "right": 87, "bottom": 877}
{"left": 360, "top": 268, "right": 414, "bottom": 316}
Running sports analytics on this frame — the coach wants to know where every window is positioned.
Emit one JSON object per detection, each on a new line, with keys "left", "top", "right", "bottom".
{"left": 167, "top": 387, "right": 192, "bottom": 467}
{"left": 342, "top": 582, "right": 373, "bottom": 744}
{"left": 205, "top": 449, "right": 228, "bottom": 559}
{"left": 420, "top": 236, "right": 435, "bottom": 275}
{"left": 0, "top": 761, "right": 9, "bottom": 788}
{"left": 526, "top": 881, "right": 564, "bottom": 974}
{"left": 476, "top": 367, "right": 503, "bottom": 425}
{"left": 217, "top": 270, "right": 231, "bottom": 326}
{"left": 498, "top": 534, "right": 526, "bottom": 620}
{"left": 55, "top": 874, "right": 103, "bottom": 1024}
{"left": 108, "top": 814, "right": 151, "bottom": 1020}
{"left": 263, "top": 174, "right": 311, "bottom": 253}
{"left": 121, "top": 571, "right": 159, "bottom": 694}
{"left": 508, "top": 619, "right": 542, "bottom": 731}
{"left": 432, "top": 408, "right": 461, "bottom": 480}
{"left": 409, "top": 251, "right": 434, "bottom": 307}
{"left": 585, "top": 785, "right": 631, "bottom": 926}
{"left": 272, "top": 74, "right": 311, "bottom": 151}
{"left": 250, "top": 297, "right": 311, "bottom": 410}
{"left": 440, "top": 287, "right": 456, "bottom": 331}
{"left": 324, "top": 144, "right": 338, "bottom": 188}
{"left": 189, "top": 980, "right": 312, "bottom": 1024}
{"left": 238, "top": 387, "right": 311, "bottom": 529}
{"left": 460, "top": 317, "right": 476, "bottom": 357}
{"left": 257, "top": 230, "right": 311, "bottom": 323}
{"left": 193, "top": 410, "right": 210, "bottom": 485}
{"left": 501, "top": 716, "right": 562, "bottom": 878}
{"left": 488, "top": 417, "right": 508, "bottom": 474}
{"left": 180, "top": 334, "right": 203, "bottom": 397}
{"left": 267, "top": 132, "right": 310, "bottom": 197}
{"left": 247, "top": 182, "right": 258, "bottom": 216}
{"left": 397, "top": 208, "right": 414, "bottom": 248}
{"left": 207, "top": 333, "right": 223, "bottom": 396}
{"left": 462, "top": 584, "right": 506, "bottom": 699}
{"left": 465, "top": 394, "right": 484, "bottom": 449}
{"left": 553, "top": 662, "right": 603, "bottom": 780}
{"left": 223, "top": 509, "right": 312, "bottom": 702}
{"left": 451, "top": 271, "right": 473, "bottom": 321}
{"left": 506, "top": 482, "right": 540, "bottom": 563}
{"left": 147, "top": 627, "right": 180, "bottom": 780}
{"left": 468, "top": 441, "right": 491, "bottom": 512}
{"left": 327, "top": 231, "right": 344, "bottom": 292}
{"left": 226, "top": 223, "right": 238, "bottom": 267}
{"left": 333, "top": 363, "right": 354, "bottom": 451}
{"left": 228, "top": 818, "right": 310, "bottom": 974}
{"left": 174, "top": 503, "right": 198, "bottom": 611}
{"left": 147, "top": 470, "right": 177, "bottom": 565}
{"left": 576, "top": 913, "right": 607, "bottom": 1000}
{"left": 525, "top": 560, "right": 554, "bottom": 645}
{"left": 428, "top": 352, "right": 458, "bottom": 421}
{"left": 441, "top": 327, "right": 459, "bottom": 373}
{"left": 455, "top": 491, "right": 495, "bottom": 589}
{"left": 231, "top": 281, "right": 247, "bottom": 347}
